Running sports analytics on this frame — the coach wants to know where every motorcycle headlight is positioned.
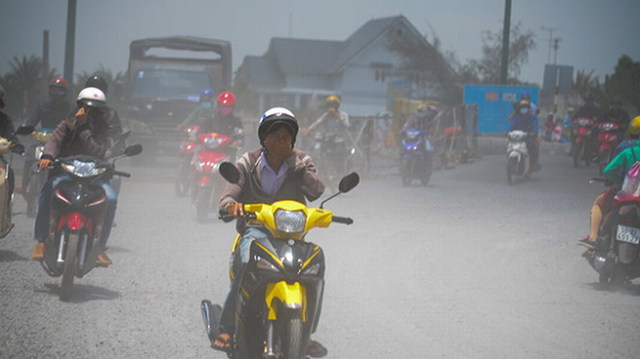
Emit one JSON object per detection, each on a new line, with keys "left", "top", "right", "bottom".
{"left": 204, "top": 136, "right": 223, "bottom": 149}
{"left": 275, "top": 209, "right": 306, "bottom": 233}
{"left": 256, "top": 256, "right": 279, "bottom": 272}
{"left": 62, "top": 160, "right": 106, "bottom": 178}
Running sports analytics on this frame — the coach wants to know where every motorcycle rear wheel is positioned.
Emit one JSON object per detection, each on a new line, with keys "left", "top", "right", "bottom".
{"left": 60, "top": 231, "right": 78, "bottom": 301}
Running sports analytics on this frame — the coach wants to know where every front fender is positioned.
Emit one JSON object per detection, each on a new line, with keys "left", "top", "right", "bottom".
{"left": 265, "top": 281, "right": 307, "bottom": 321}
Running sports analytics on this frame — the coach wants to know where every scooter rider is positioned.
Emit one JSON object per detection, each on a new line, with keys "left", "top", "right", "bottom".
{"left": 30, "top": 87, "right": 116, "bottom": 267}
{"left": 0, "top": 84, "right": 23, "bottom": 199}
{"left": 580, "top": 116, "right": 640, "bottom": 249}
{"left": 401, "top": 103, "right": 438, "bottom": 133}
{"left": 85, "top": 75, "right": 125, "bottom": 151}
{"left": 213, "top": 107, "right": 327, "bottom": 357}
{"left": 22, "top": 77, "right": 72, "bottom": 194}
{"left": 179, "top": 88, "right": 216, "bottom": 128}
{"left": 195, "top": 91, "right": 244, "bottom": 159}
{"left": 304, "top": 95, "right": 350, "bottom": 171}
{"left": 509, "top": 100, "right": 540, "bottom": 171}
{"left": 600, "top": 97, "right": 630, "bottom": 137}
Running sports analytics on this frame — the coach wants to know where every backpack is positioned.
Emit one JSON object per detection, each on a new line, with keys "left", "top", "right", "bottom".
{"left": 616, "top": 148, "right": 640, "bottom": 199}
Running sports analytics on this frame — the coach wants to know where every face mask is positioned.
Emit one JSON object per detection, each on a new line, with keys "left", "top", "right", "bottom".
{"left": 519, "top": 108, "right": 529, "bottom": 115}
{"left": 201, "top": 102, "right": 212, "bottom": 109}
{"left": 219, "top": 106, "right": 233, "bottom": 116}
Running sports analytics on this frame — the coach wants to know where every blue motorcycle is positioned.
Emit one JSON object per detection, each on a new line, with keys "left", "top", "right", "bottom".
{"left": 400, "top": 129, "right": 433, "bottom": 186}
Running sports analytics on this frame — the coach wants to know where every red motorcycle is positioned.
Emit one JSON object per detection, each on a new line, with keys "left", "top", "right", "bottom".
{"left": 572, "top": 117, "right": 595, "bottom": 167}
{"left": 597, "top": 121, "right": 621, "bottom": 173}
{"left": 175, "top": 125, "right": 201, "bottom": 196}
{"left": 190, "top": 132, "right": 233, "bottom": 222}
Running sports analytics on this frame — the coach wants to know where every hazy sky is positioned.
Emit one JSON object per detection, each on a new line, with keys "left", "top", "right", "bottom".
{"left": 2, "top": 0, "right": 639, "bottom": 86}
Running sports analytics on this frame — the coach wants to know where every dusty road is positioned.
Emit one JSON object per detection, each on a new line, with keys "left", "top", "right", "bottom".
{"left": 1, "top": 153, "right": 639, "bottom": 358}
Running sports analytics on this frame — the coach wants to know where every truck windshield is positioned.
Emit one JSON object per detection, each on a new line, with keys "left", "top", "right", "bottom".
{"left": 132, "top": 69, "right": 213, "bottom": 101}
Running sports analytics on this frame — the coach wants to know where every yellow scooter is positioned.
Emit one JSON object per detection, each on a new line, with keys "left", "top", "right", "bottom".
{"left": 202, "top": 162, "right": 359, "bottom": 358}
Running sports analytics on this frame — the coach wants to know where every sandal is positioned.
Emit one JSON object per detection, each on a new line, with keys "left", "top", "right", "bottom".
{"left": 211, "top": 332, "right": 233, "bottom": 352}
{"left": 306, "top": 339, "right": 328, "bottom": 358}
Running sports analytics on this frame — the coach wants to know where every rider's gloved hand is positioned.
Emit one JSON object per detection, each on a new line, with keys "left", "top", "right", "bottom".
{"left": 38, "top": 158, "right": 52, "bottom": 171}
{"left": 226, "top": 202, "right": 244, "bottom": 217}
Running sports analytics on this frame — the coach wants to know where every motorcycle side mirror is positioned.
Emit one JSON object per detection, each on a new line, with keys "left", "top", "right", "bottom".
{"left": 338, "top": 172, "right": 360, "bottom": 193}
{"left": 219, "top": 162, "right": 240, "bottom": 184}
{"left": 320, "top": 172, "right": 360, "bottom": 209}
{"left": 14, "top": 125, "right": 35, "bottom": 136}
{"left": 124, "top": 144, "right": 143, "bottom": 157}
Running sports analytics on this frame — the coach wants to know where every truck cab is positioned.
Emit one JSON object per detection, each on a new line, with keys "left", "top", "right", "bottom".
{"left": 126, "top": 36, "right": 232, "bottom": 163}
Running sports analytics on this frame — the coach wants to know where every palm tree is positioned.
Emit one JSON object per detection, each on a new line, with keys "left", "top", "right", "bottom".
{"left": 2, "top": 55, "right": 59, "bottom": 119}
{"left": 573, "top": 69, "right": 599, "bottom": 100}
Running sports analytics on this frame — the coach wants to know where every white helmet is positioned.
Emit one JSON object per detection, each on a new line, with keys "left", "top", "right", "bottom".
{"left": 76, "top": 87, "right": 106, "bottom": 108}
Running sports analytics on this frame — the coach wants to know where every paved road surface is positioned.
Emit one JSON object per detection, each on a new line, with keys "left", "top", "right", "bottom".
{"left": 1, "top": 153, "right": 639, "bottom": 358}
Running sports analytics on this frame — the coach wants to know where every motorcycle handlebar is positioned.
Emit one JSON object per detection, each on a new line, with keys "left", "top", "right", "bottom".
{"left": 332, "top": 215, "right": 353, "bottom": 225}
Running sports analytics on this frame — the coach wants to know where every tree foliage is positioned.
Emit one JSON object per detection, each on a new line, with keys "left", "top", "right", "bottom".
{"left": 385, "top": 27, "right": 460, "bottom": 104}
{"left": 0, "top": 55, "right": 59, "bottom": 119}
{"left": 461, "top": 23, "right": 536, "bottom": 84}
{"left": 603, "top": 55, "right": 640, "bottom": 110}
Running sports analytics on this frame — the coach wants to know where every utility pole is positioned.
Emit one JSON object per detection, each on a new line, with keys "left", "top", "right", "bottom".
{"left": 553, "top": 37, "right": 561, "bottom": 65}
{"left": 540, "top": 26, "right": 559, "bottom": 64}
{"left": 499, "top": 0, "right": 511, "bottom": 85}
{"left": 63, "top": 0, "right": 77, "bottom": 87}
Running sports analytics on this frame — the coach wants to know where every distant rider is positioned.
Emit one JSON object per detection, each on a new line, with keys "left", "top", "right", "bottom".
{"left": 304, "top": 95, "right": 350, "bottom": 172}
{"left": 213, "top": 107, "right": 327, "bottom": 357}
{"left": 0, "top": 84, "right": 23, "bottom": 200}
{"left": 194, "top": 91, "right": 244, "bottom": 159}
{"left": 30, "top": 87, "right": 116, "bottom": 267}
{"left": 22, "top": 77, "right": 72, "bottom": 193}
{"left": 180, "top": 89, "right": 216, "bottom": 128}
{"left": 509, "top": 100, "right": 540, "bottom": 172}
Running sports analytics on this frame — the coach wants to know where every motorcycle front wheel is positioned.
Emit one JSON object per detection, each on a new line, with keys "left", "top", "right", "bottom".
{"left": 507, "top": 157, "right": 518, "bottom": 185}
{"left": 420, "top": 156, "right": 432, "bottom": 186}
{"left": 195, "top": 186, "right": 213, "bottom": 223}
{"left": 598, "top": 149, "right": 610, "bottom": 174}
{"left": 401, "top": 159, "right": 412, "bottom": 186}
{"left": 26, "top": 172, "right": 42, "bottom": 218}
{"left": 174, "top": 160, "right": 190, "bottom": 197}
{"left": 278, "top": 311, "right": 306, "bottom": 359}
{"left": 573, "top": 142, "right": 583, "bottom": 167}
{"left": 60, "top": 231, "right": 79, "bottom": 301}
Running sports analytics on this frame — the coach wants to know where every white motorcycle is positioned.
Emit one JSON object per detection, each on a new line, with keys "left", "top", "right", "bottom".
{"left": 506, "top": 130, "right": 530, "bottom": 185}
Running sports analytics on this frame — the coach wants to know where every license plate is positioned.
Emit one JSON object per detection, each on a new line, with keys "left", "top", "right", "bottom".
{"left": 616, "top": 225, "right": 640, "bottom": 244}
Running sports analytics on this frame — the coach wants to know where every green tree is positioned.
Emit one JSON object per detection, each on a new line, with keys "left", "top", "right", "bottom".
{"left": 572, "top": 69, "right": 600, "bottom": 101}
{"left": 463, "top": 23, "right": 536, "bottom": 84}
{"left": 2, "top": 55, "right": 59, "bottom": 119}
{"left": 385, "top": 27, "right": 460, "bottom": 104}
{"left": 603, "top": 55, "right": 640, "bottom": 110}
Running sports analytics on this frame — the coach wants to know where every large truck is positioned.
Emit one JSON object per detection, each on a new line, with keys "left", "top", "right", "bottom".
{"left": 125, "top": 36, "right": 232, "bottom": 162}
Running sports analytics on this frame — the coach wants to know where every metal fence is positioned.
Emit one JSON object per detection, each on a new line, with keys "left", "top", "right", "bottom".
{"left": 335, "top": 104, "right": 479, "bottom": 176}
